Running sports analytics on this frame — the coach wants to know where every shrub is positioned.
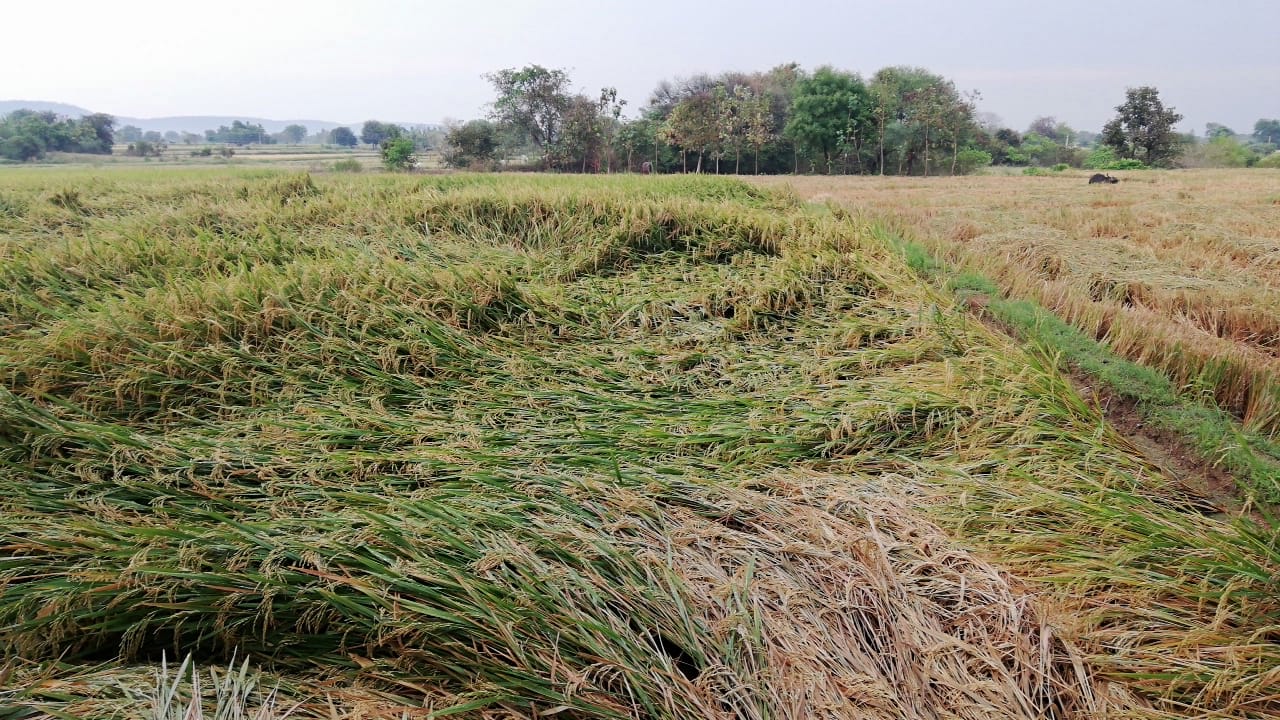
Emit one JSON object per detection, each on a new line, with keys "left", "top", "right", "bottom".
{"left": 1182, "top": 136, "right": 1258, "bottom": 168}
{"left": 1255, "top": 152, "right": 1280, "bottom": 169}
{"left": 190, "top": 147, "right": 213, "bottom": 157}
{"left": 332, "top": 158, "right": 363, "bottom": 173}
{"left": 1022, "top": 167, "right": 1047, "bottom": 176}
{"left": 0, "top": 134, "right": 44, "bottom": 161}
{"left": 953, "top": 148, "right": 993, "bottom": 175}
{"left": 1084, "top": 146, "right": 1146, "bottom": 171}
{"left": 1051, "top": 163, "right": 1069, "bottom": 172}
{"left": 443, "top": 119, "right": 499, "bottom": 169}
{"left": 125, "top": 141, "right": 163, "bottom": 158}
{"left": 1064, "top": 148, "right": 1089, "bottom": 168}
{"left": 381, "top": 137, "right": 417, "bottom": 171}
{"left": 1083, "top": 146, "right": 1118, "bottom": 169}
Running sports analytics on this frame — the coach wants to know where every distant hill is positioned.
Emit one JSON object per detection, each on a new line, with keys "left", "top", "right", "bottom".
{"left": 1, "top": 100, "right": 440, "bottom": 135}
{"left": 0, "top": 100, "right": 95, "bottom": 117}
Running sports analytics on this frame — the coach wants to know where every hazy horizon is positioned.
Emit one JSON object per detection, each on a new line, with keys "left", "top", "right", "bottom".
{"left": 4, "top": 0, "right": 1277, "bottom": 135}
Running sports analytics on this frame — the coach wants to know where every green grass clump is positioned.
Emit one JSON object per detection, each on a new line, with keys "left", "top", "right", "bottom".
{"left": 1, "top": 169, "right": 1278, "bottom": 719}
{"left": 331, "top": 158, "right": 363, "bottom": 173}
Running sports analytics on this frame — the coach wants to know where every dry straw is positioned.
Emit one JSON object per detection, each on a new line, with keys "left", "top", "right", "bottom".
{"left": 761, "top": 171, "right": 1280, "bottom": 436}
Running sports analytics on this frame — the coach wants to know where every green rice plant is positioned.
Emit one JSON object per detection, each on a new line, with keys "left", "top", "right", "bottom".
{"left": 234, "top": 172, "right": 319, "bottom": 205}
{"left": 47, "top": 187, "right": 85, "bottom": 212}
{"left": 0, "top": 192, "right": 26, "bottom": 218}
{"left": 148, "top": 653, "right": 297, "bottom": 720}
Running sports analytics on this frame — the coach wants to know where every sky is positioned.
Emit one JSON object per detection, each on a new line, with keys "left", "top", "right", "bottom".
{"left": 2, "top": 0, "right": 1277, "bottom": 134}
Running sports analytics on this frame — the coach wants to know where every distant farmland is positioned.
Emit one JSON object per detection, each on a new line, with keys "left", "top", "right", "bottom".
{"left": 1, "top": 169, "right": 1277, "bottom": 718}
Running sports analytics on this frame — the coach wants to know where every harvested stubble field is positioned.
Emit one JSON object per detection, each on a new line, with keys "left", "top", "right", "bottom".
{"left": 0, "top": 169, "right": 1278, "bottom": 719}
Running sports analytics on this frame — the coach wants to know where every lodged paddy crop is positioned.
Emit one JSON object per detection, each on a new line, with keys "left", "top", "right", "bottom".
{"left": 1, "top": 170, "right": 1277, "bottom": 718}
{"left": 764, "top": 171, "right": 1280, "bottom": 439}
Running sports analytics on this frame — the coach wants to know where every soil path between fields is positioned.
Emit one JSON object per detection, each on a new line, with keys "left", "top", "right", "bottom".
{"left": 965, "top": 294, "right": 1245, "bottom": 519}
{"left": 1067, "top": 378, "right": 1241, "bottom": 517}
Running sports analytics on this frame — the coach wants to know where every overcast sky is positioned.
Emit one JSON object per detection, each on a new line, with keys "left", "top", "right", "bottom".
{"left": 3, "top": 0, "right": 1277, "bottom": 134}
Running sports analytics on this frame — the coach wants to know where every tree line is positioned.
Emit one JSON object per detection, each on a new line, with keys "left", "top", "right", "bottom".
{"left": 444, "top": 63, "right": 992, "bottom": 175}
{"left": 0, "top": 113, "right": 446, "bottom": 164}
{"left": 443, "top": 63, "right": 1280, "bottom": 174}
{"left": 3, "top": 68, "right": 1277, "bottom": 171}
{"left": 0, "top": 110, "right": 115, "bottom": 161}
{"left": 1180, "top": 119, "right": 1280, "bottom": 169}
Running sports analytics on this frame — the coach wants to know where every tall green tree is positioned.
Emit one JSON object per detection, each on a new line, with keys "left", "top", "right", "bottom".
{"left": 646, "top": 74, "right": 720, "bottom": 119}
{"left": 741, "top": 87, "right": 775, "bottom": 175}
{"left": 1028, "top": 116, "right": 1056, "bottom": 140}
{"left": 762, "top": 63, "right": 803, "bottom": 172}
{"left": 485, "top": 65, "right": 572, "bottom": 168}
{"left": 558, "top": 95, "right": 605, "bottom": 172}
{"left": 442, "top": 119, "right": 499, "bottom": 168}
{"left": 281, "top": 124, "right": 307, "bottom": 143}
{"left": 944, "top": 90, "right": 981, "bottom": 174}
{"left": 597, "top": 87, "right": 626, "bottom": 173}
{"left": 1025, "top": 117, "right": 1077, "bottom": 147}
{"left": 1205, "top": 122, "right": 1235, "bottom": 139}
{"left": 78, "top": 113, "right": 116, "bottom": 153}
{"left": 988, "top": 128, "right": 1024, "bottom": 165}
{"left": 719, "top": 85, "right": 754, "bottom": 174}
{"left": 360, "top": 120, "right": 402, "bottom": 146}
{"left": 1253, "top": 119, "right": 1280, "bottom": 144}
{"left": 1101, "top": 87, "right": 1184, "bottom": 167}
{"left": 642, "top": 63, "right": 799, "bottom": 175}
{"left": 868, "top": 66, "right": 944, "bottom": 175}
{"left": 868, "top": 72, "right": 901, "bottom": 175}
{"left": 900, "top": 79, "right": 969, "bottom": 176}
{"left": 784, "top": 67, "right": 871, "bottom": 174}
{"left": 330, "top": 126, "right": 358, "bottom": 147}
{"left": 380, "top": 137, "right": 416, "bottom": 170}
{"left": 661, "top": 93, "right": 720, "bottom": 173}
{"left": 206, "top": 121, "right": 271, "bottom": 145}
{"left": 615, "top": 116, "right": 666, "bottom": 173}
{"left": 402, "top": 127, "right": 440, "bottom": 151}
{"left": 1019, "top": 132, "right": 1076, "bottom": 166}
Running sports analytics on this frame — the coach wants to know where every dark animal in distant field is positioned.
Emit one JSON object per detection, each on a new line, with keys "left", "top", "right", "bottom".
{"left": 1089, "top": 173, "right": 1119, "bottom": 184}
{"left": 640, "top": 161, "right": 652, "bottom": 175}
